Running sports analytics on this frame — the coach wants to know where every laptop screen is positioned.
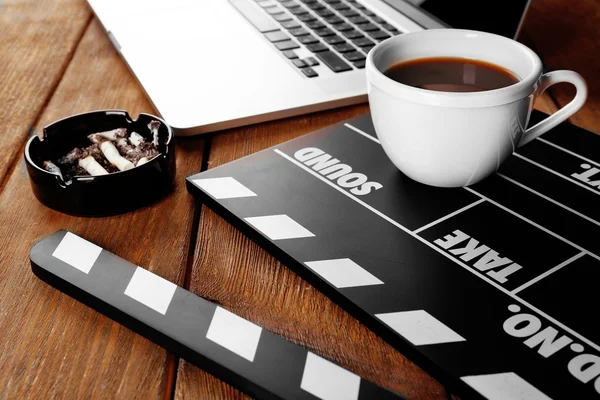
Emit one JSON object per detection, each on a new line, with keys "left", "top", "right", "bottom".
{"left": 382, "top": 0, "right": 532, "bottom": 38}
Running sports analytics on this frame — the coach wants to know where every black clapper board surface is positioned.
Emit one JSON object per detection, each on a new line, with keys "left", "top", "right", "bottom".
{"left": 186, "top": 111, "right": 600, "bottom": 400}
{"left": 30, "top": 230, "right": 402, "bottom": 400}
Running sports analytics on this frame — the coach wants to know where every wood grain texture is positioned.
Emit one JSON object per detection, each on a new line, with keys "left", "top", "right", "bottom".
{"left": 534, "top": 93, "right": 559, "bottom": 115}
{"left": 175, "top": 103, "right": 449, "bottom": 400}
{"left": 0, "top": 0, "right": 91, "bottom": 187}
{"left": 0, "top": 19, "right": 204, "bottom": 399}
{"left": 519, "top": 0, "right": 600, "bottom": 133}
{"left": 176, "top": 367, "right": 251, "bottom": 400}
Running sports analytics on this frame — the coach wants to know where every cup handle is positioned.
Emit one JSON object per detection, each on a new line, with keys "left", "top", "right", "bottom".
{"left": 518, "top": 70, "right": 588, "bottom": 147}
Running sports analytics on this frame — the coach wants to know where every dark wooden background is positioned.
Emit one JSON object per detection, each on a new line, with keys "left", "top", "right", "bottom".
{"left": 0, "top": 0, "right": 598, "bottom": 398}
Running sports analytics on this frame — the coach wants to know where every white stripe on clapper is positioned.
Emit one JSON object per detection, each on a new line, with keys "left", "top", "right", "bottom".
{"left": 343, "top": 123, "right": 380, "bottom": 144}
{"left": 496, "top": 172, "right": 600, "bottom": 228}
{"left": 413, "top": 199, "right": 485, "bottom": 234}
{"left": 514, "top": 152, "right": 600, "bottom": 197}
{"left": 512, "top": 252, "right": 586, "bottom": 295}
{"left": 537, "top": 136, "right": 600, "bottom": 170}
{"left": 464, "top": 186, "right": 600, "bottom": 262}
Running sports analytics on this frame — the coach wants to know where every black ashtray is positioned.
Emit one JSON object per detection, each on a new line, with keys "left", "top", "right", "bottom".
{"left": 25, "top": 110, "right": 175, "bottom": 217}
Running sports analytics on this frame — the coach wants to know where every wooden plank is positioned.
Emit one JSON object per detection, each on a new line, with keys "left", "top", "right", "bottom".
{"left": 175, "top": 367, "right": 250, "bottom": 400}
{"left": 0, "top": 0, "right": 91, "bottom": 187}
{"left": 519, "top": 0, "right": 600, "bottom": 133}
{"left": 0, "top": 19, "right": 204, "bottom": 399}
{"left": 534, "top": 93, "right": 560, "bottom": 115}
{"left": 176, "top": 103, "right": 450, "bottom": 400}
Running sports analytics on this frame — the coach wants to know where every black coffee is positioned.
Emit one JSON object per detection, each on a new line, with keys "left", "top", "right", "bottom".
{"left": 384, "top": 57, "right": 520, "bottom": 92}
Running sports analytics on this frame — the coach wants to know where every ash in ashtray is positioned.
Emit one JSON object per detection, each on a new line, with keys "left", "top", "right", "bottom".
{"left": 44, "top": 121, "right": 161, "bottom": 180}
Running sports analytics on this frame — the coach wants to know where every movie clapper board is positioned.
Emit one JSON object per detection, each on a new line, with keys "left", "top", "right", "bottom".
{"left": 30, "top": 231, "right": 403, "bottom": 400}
{"left": 186, "top": 111, "right": 600, "bottom": 400}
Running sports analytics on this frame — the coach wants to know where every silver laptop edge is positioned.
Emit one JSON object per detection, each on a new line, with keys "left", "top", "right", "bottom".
{"left": 88, "top": 0, "right": 528, "bottom": 135}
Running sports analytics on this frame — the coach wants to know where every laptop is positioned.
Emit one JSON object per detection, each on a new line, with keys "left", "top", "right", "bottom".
{"left": 88, "top": 0, "right": 532, "bottom": 135}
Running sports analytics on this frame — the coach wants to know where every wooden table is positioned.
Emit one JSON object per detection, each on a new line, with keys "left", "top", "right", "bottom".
{"left": 1, "top": 1, "right": 598, "bottom": 398}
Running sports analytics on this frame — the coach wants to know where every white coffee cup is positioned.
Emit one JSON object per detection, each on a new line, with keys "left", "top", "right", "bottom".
{"left": 366, "top": 29, "right": 587, "bottom": 187}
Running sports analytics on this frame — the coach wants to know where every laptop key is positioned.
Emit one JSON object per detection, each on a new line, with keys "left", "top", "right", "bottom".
{"left": 339, "top": 9, "right": 358, "bottom": 17}
{"left": 281, "top": 20, "right": 301, "bottom": 29}
{"left": 265, "top": 30, "right": 291, "bottom": 42}
{"left": 343, "top": 51, "right": 365, "bottom": 62}
{"left": 283, "top": 50, "right": 299, "bottom": 58}
{"left": 307, "top": 2, "right": 325, "bottom": 9}
{"left": 333, "top": 22, "right": 353, "bottom": 31}
{"left": 333, "top": 42, "right": 355, "bottom": 52}
{"left": 290, "top": 6, "right": 309, "bottom": 14}
{"left": 272, "top": 13, "right": 292, "bottom": 21}
{"left": 342, "top": 29, "right": 363, "bottom": 39}
{"left": 298, "top": 13, "right": 317, "bottom": 22}
{"left": 289, "top": 27, "right": 310, "bottom": 36}
{"left": 315, "top": 8, "right": 334, "bottom": 17}
{"left": 330, "top": 2, "right": 349, "bottom": 10}
{"left": 348, "top": 16, "right": 368, "bottom": 24}
{"left": 298, "top": 34, "right": 319, "bottom": 44}
{"left": 280, "top": 0, "right": 298, "bottom": 7}
{"left": 372, "top": 16, "right": 386, "bottom": 24}
{"left": 325, "top": 16, "right": 344, "bottom": 24}
{"left": 257, "top": 1, "right": 276, "bottom": 7}
{"left": 292, "top": 59, "right": 307, "bottom": 68}
{"left": 368, "top": 30, "right": 390, "bottom": 40}
{"left": 302, "top": 67, "right": 319, "bottom": 77}
{"left": 304, "top": 56, "right": 320, "bottom": 66}
{"left": 382, "top": 23, "right": 398, "bottom": 32}
{"left": 362, "top": 45, "right": 374, "bottom": 54}
{"left": 275, "top": 40, "right": 300, "bottom": 50}
{"left": 353, "top": 60, "right": 366, "bottom": 68}
{"left": 306, "top": 42, "right": 329, "bottom": 52}
{"left": 316, "top": 51, "right": 352, "bottom": 72}
{"left": 360, "top": 23, "right": 379, "bottom": 31}
{"left": 353, "top": 37, "right": 374, "bottom": 47}
{"left": 230, "top": 0, "right": 279, "bottom": 33}
{"left": 265, "top": 6, "right": 284, "bottom": 14}
{"left": 315, "top": 27, "right": 335, "bottom": 36}
{"left": 305, "top": 20, "right": 325, "bottom": 29}
{"left": 363, "top": 10, "right": 376, "bottom": 16}
{"left": 324, "top": 35, "right": 345, "bottom": 45}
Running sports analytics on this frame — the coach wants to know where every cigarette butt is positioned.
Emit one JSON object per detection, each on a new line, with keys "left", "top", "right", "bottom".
{"left": 79, "top": 156, "right": 108, "bottom": 176}
{"left": 100, "top": 141, "right": 134, "bottom": 171}
{"left": 148, "top": 121, "right": 160, "bottom": 147}
{"left": 136, "top": 157, "right": 150, "bottom": 166}
{"left": 88, "top": 128, "right": 127, "bottom": 143}
{"left": 135, "top": 157, "right": 151, "bottom": 167}
{"left": 129, "top": 132, "right": 145, "bottom": 147}
{"left": 43, "top": 161, "right": 65, "bottom": 181}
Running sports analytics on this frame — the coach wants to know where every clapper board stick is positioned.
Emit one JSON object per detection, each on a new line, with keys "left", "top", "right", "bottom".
{"left": 29, "top": 230, "right": 402, "bottom": 400}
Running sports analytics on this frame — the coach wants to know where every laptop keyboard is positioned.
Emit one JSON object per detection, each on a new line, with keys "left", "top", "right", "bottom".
{"left": 230, "top": 0, "right": 402, "bottom": 77}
